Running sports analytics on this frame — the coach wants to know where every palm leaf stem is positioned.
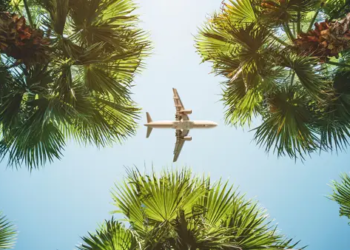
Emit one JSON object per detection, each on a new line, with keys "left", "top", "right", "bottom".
{"left": 290, "top": 72, "right": 295, "bottom": 86}
{"left": 283, "top": 24, "right": 295, "bottom": 41}
{"left": 297, "top": 11, "right": 301, "bottom": 34}
{"left": 326, "top": 61, "right": 350, "bottom": 68}
{"left": 271, "top": 34, "right": 289, "bottom": 47}
{"left": 308, "top": 10, "right": 319, "bottom": 32}
{"left": 293, "top": 22, "right": 297, "bottom": 36}
{"left": 0, "top": 62, "right": 19, "bottom": 69}
{"left": 23, "top": 0, "right": 34, "bottom": 27}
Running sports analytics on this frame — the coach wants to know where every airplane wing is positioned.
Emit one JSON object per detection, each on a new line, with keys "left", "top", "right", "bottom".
{"left": 173, "top": 88, "right": 189, "bottom": 121}
{"left": 173, "top": 129, "right": 189, "bottom": 162}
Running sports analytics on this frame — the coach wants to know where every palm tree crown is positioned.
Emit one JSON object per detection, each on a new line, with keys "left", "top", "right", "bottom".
{"left": 78, "top": 168, "right": 302, "bottom": 250}
{"left": 0, "top": 0, "right": 151, "bottom": 170}
{"left": 196, "top": 0, "right": 350, "bottom": 160}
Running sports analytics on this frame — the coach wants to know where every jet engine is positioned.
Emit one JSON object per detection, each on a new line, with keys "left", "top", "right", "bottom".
{"left": 183, "top": 136, "right": 192, "bottom": 141}
{"left": 181, "top": 109, "right": 192, "bottom": 114}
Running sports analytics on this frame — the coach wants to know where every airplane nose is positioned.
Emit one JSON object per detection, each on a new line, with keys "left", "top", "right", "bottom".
{"left": 211, "top": 122, "right": 218, "bottom": 127}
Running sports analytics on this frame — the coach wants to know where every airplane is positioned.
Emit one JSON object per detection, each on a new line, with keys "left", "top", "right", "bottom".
{"left": 144, "top": 88, "right": 218, "bottom": 162}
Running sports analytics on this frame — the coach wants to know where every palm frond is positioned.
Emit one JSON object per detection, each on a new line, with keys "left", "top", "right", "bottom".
{"left": 253, "top": 85, "right": 319, "bottom": 159}
{"left": 224, "top": 201, "right": 301, "bottom": 249}
{"left": 0, "top": 212, "right": 16, "bottom": 249}
{"left": 0, "top": 0, "right": 151, "bottom": 169}
{"left": 322, "top": 0, "right": 350, "bottom": 20}
{"left": 35, "top": 0, "right": 70, "bottom": 35}
{"left": 330, "top": 173, "right": 350, "bottom": 222}
{"left": 224, "top": 0, "right": 258, "bottom": 25}
{"left": 197, "top": 179, "right": 237, "bottom": 226}
{"left": 196, "top": 0, "right": 350, "bottom": 160}
{"left": 0, "top": 0, "right": 11, "bottom": 11}
{"left": 78, "top": 218, "right": 139, "bottom": 250}
{"left": 279, "top": 54, "right": 330, "bottom": 97}
{"left": 171, "top": 210, "right": 236, "bottom": 250}
{"left": 223, "top": 76, "right": 263, "bottom": 126}
{"left": 69, "top": 94, "right": 139, "bottom": 147}
{"left": 0, "top": 119, "right": 65, "bottom": 170}
{"left": 257, "top": 0, "right": 319, "bottom": 27}
{"left": 108, "top": 167, "right": 302, "bottom": 250}
{"left": 113, "top": 168, "right": 207, "bottom": 225}
{"left": 313, "top": 94, "right": 350, "bottom": 152}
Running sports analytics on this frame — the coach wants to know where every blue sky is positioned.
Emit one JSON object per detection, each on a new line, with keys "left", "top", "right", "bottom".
{"left": 1, "top": 0, "right": 350, "bottom": 249}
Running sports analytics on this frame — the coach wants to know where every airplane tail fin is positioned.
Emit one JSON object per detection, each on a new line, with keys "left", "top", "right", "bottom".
{"left": 146, "top": 112, "right": 152, "bottom": 123}
{"left": 146, "top": 112, "right": 153, "bottom": 138}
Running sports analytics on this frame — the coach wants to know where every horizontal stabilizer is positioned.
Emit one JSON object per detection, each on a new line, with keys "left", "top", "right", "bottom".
{"left": 146, "top": 127, "right": 153, "bottom": 138}
{"left": 146, "top": 112, "right": 153, "bottom": 138}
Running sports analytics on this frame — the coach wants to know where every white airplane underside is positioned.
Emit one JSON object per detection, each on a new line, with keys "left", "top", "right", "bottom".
{"left": 144, "top": 88, "right": 217, "bottom": 162}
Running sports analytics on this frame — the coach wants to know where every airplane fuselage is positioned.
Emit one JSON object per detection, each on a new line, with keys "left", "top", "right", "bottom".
{"left": 145, "top": 120, "right": 217, "bottom": 130}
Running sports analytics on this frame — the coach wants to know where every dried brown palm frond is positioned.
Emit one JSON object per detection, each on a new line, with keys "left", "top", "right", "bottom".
{"left": 294, "top": 13, "right": 350, "bottom": 62}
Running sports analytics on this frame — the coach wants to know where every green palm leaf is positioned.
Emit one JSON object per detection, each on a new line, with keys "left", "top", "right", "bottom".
{"left": 253, "top": 85, "right": 319, "bottom": 159}
{"left": 0, "top": 212, "right": 16, "bottom": 249}
{"left": 105, "top": 167, "right": 303, "bottom": 249}
{"left": 0, "top": 0, "right": 151, "bottom": 170}
{"left": 279, "top": 54, "right": 329, "bottom": 97}
{"left": 322, "top": 0, "right": 350, "bottom": 20}
{"left": 257, "top": 0, "right": 319, "bottom": 27}
{"left": 196, "top": 0, "right": 350, "bottom": 160}
{"left": 170, "top": 210, "right": 236, "bottom": 250}
{"left": 78, "top": 218, "right": 139, "bottom": 250}
{"left": 314, "top": 94, "right": 350, "bottom": 152}
{"left": 113, "top": 169, "right": 207, "bottom": 225}
{"left": 330, "top": 173, "right": 350, "bottom": 225}
{"left": 35, "top": 0, "right": 70, "bottom": 35}
{"left": 224, "top": 0, "right": 257, "bottom": 25}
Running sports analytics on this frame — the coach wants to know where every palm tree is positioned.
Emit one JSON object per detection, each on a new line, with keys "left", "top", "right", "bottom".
{"left": 0, "top": 212, "right": 16, "bottom": 249}
{"left": 330, "top": 173, "right": 350, "bottom": 223}
{"left": 0, "top": 0, "right": 151, "bottom": 170}
{"left": 78, "top": 168, "right": 302, "bottom": 249}
{"left": 196, "top": 0, "right": 350, "bottom": 160}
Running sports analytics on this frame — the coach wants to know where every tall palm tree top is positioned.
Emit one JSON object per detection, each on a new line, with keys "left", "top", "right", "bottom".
{"left": 79, "top": 168, "right": 303, "bottom": 250}
{"left": 196, "top": 0, "right": 350, "bottom": 161}
{"left": 0, "top": 0, "right": 151, "bottom": 170}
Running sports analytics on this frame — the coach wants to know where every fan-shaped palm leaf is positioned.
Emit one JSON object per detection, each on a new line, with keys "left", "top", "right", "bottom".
{"left": 196, "top": 0, "right": 350, "bottom": 160}
{"left": 106, "top": 168, "right": 302, "bottom": 249}
{"left": 224, "top": 0, "right": 258, "bottom": 25}
{"left": 330, "top": 173, "right": 350, "bottom": 222}
{"left": 113, "top": 168, "right": 207, "bottom": 226}
{"left": 0, "top": 212, "right": 16, "bottom": 249}
{"left": 0, "top": 0, "right": 151, "bottom": 170}
{"left": 78, "top": 218, "right": 139, "bottom": 250}
{"left": 253, "top": 85, "right": 319, "bottom": 159}
{"left": 323, "top": 0, "right": 350, "bottom": 20}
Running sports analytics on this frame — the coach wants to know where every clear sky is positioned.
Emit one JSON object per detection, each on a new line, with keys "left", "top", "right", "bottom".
{"left": 1, "top": 1, "right": 350, "bottom": 250}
